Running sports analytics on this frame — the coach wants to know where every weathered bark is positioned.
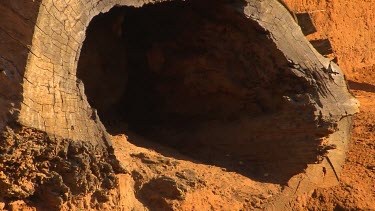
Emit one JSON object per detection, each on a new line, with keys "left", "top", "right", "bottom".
{"left": 0, "top": 0, "right": 358, "bottom": 210}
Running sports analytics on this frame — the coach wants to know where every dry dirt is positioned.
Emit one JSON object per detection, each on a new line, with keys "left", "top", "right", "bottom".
{"left": 90, "top": 72, "right": 374, "bottom": 211}
{"left": 0, "top": 0, "right": 374, "bottom": 210}
{"left": 283, "top": 0, "right": 375, "bottom": 77}
{"left": 298, "top": 72, "right": 375, "bottom": 210}
{"left": 4, "top": 106, "right": 374, "bottom": 207}
{"left": 106, "top": 1, "right": 375, "bottom": 210}
{"left": 109, "top": 83, "right": 375, "bottom": 210}
{"left": 111, "top": 133, "right": 281, "bottom": 210}
{"left": 282, "top": 0, "right": 375, "bottom": 210}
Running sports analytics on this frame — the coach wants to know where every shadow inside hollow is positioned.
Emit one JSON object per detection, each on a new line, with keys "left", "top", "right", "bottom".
{"left": 77, "top": 0, "right": 325, "bottom": 186}
{"left": 348, "top": 80, "right": 375, "bottom": 93}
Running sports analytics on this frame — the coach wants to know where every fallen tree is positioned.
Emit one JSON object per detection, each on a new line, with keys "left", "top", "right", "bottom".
{"left": 0, "top": 0, "right": 358, "bottom": 210}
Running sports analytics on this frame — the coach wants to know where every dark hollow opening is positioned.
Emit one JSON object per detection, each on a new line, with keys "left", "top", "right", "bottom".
{"left": 77, "top": 0, "right": 324, "bottom": 184}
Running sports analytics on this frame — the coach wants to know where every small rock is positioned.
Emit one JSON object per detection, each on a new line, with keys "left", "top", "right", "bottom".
{"left": 139, "top": 176, "right": 186, "bottom": 201}
{"left": 251, "top": 197, "right": 262, "bottom": 208}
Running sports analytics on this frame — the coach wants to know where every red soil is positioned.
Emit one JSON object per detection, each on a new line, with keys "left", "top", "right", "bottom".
{"left": 284, "top": 0, "right": 375, "bottom": 209}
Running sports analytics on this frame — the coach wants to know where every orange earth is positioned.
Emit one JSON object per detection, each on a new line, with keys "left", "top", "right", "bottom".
{"left": 2, "top": 0, "right": 375, "bottom": 210}
{"left": 283, "top": 0, "right": 375, "bottom": 209}
{"left": 108, "top": 78, "right": 375, "bottom": 210}
{"left": 109, "top": 0, "right": 375, "bottom": 209}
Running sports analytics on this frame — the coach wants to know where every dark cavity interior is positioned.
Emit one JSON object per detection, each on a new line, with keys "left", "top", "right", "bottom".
{"left": 77, "top": 0, "right": 324, "bottom": 184}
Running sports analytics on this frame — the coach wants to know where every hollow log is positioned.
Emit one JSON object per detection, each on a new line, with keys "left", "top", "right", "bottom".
{"left": 0, "top": 0, "right": 359, "bottom": 210}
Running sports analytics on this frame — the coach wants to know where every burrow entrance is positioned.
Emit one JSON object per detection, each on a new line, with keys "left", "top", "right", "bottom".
{"left": 77, "top": 0, "right": 324, "bottom": 184}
